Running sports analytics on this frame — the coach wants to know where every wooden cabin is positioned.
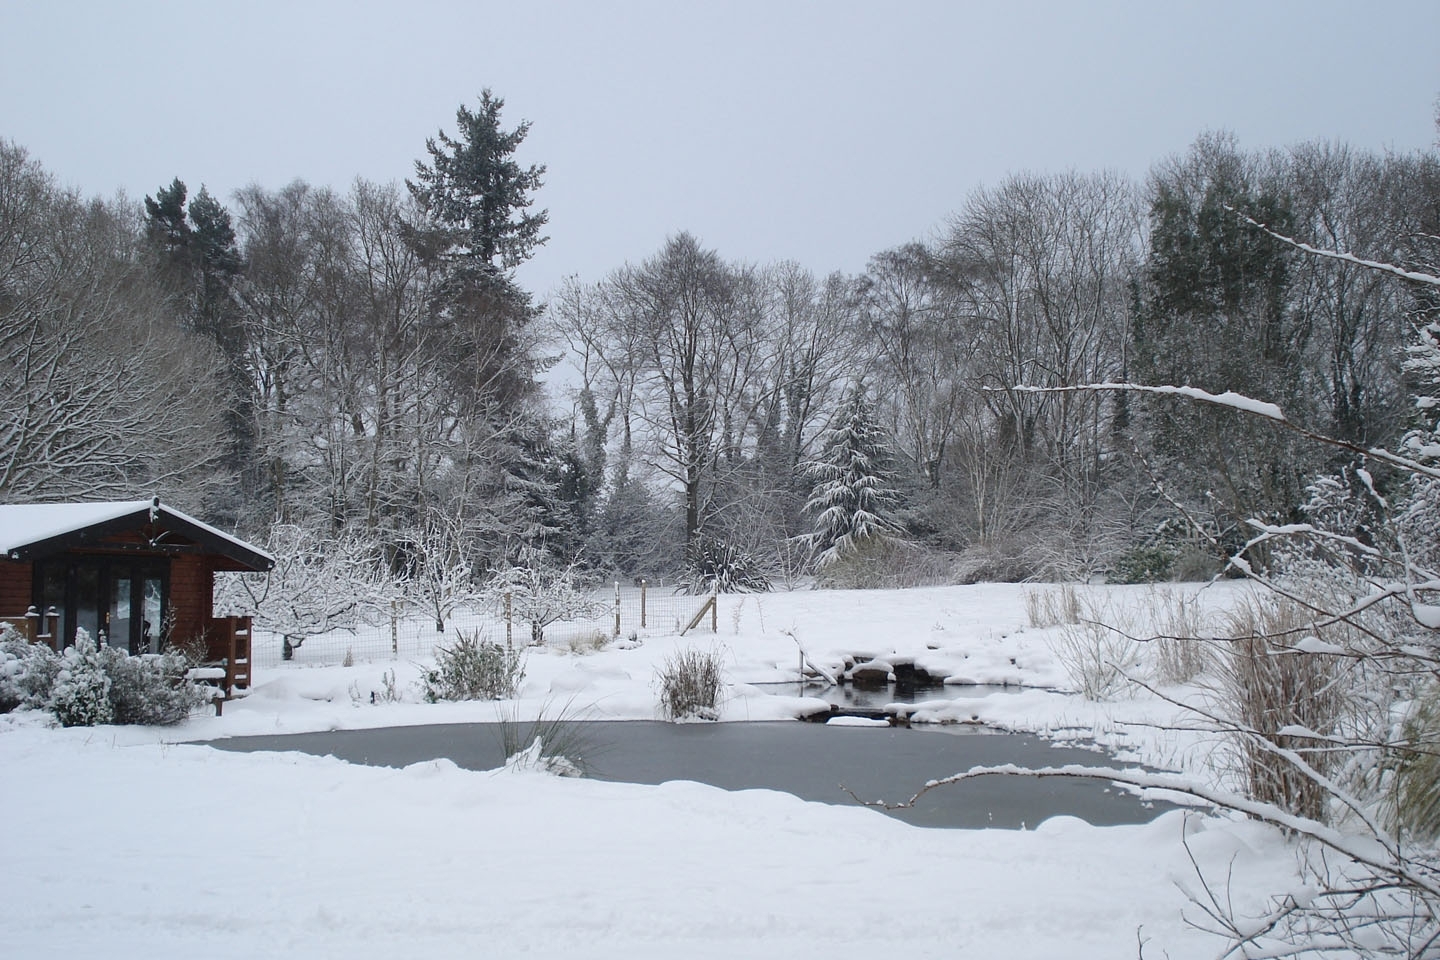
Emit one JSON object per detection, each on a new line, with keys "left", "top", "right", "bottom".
{"left": 0, "top": 497, "right": 274, "bottom": 693}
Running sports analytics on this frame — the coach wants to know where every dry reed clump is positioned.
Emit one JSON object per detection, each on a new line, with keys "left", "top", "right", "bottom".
{"left": 1142, "top": 588, "right": 1210, "bottom": 686}
{"left": 1023, "top": 584, "right": 1081, "bottom": 628}
{"left": 1389, "top": 683, "right": 1440, "bottom": 841}
{"left": 657, "top": 647, "right": 725, "bottom": 720}
{"left": 1047, "top": 587, "right": 1214, "bottom": 700}
{"left": 1212, "top": 597, "right": 1351, "bottom": 822}
{"left": 1048, "top": 593, "right": 1141, "bottom": 700}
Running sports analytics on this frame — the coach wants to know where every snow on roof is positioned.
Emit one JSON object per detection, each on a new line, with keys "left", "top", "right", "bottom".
{"left": 0, "top": 498, "right": 273, "bottom": 564}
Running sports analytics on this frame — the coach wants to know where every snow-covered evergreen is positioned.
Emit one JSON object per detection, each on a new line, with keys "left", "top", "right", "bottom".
{"left": 802, "top": 385, "right": 903, "bottom": 567}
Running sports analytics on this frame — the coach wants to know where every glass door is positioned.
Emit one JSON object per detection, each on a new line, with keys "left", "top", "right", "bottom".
{"left": 33, "top": 558, "right": 169, "bottom": 652}
{"left": 74, "top": 564, "right": 99, "bottom": 647}
{"left": 107, "top": 574, "right": 133, "bottom": 654}
{"left": 141, "top": 576, "right": 163, "bottom": 654}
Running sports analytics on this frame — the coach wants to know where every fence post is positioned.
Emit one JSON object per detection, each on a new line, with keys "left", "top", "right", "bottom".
{"left": 25, "top": 605, "right": 39, "bottom": 644}
{"left": 613, "top": 582, "right": 621, "bottom": 638}
{"left": 710, "top": 586, "right": 718, "bottom": 633}
{"left": 504, "top": 590, "right": 513, "bottom": 646}
{"left": 45, "top": 606, "right": 59, "bottom": 649}
{"left": 640, "top": 579, "right": 647, "bottom": 629}
{"left": 390, "top": 599, "right": 398, "bottom": 658}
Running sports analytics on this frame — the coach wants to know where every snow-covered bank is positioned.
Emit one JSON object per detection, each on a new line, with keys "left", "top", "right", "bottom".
{"left": 182, "top": 583, "right": 1247, "bottom": 751}
{"left": 0, "top": 724, "right": 1296, "bottom": 960}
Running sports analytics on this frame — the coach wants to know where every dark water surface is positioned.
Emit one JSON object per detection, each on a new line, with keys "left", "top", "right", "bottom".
{"left": 206, "top": 721, "right": 1180, "bottom": 829}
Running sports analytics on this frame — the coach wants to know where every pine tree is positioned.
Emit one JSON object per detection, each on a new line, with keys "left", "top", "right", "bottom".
{"left": 142, "top": 178, "right": 250, "bottom": 525}
{"left": 143, "top": 177, "right": 191, "bottom": 269}
{"left": 802, "top": 386, "right": 903, "bottom": 567}
{"left": 405, "top": 91, "right": 551, "bottom": 419}
{"left": 406, "top": 90, "right": 547, "bottom": 272}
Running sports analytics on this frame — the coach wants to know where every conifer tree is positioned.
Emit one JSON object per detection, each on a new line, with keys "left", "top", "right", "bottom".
{"left": 406, "top": 91, "right": 550, "bottom": 419}
{"left": 803, "top": 385, "right": 903, "bottom": 566}
{"left": 407, "top": 90, "right": 547, "bottom": 273}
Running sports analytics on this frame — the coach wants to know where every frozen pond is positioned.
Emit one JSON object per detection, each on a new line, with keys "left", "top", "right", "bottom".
{"left": 208, "top": 721, "right": 1181, "bottom": 829}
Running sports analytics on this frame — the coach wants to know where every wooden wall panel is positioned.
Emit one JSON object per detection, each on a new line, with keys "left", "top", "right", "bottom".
{"left": 168, "top": 555, "right": 217, "bottom": 654}
{"left": 0, "top": 560, "right": 34, "bottom": 624}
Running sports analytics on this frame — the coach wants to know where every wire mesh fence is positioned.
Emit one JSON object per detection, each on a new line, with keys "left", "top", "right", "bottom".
{"left": 251, "top": 583, "right": 717, "bottom": 669}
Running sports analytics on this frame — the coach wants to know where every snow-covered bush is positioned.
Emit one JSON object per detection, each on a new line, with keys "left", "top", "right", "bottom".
{"left": 0, "top": 624, "right": 61, "bottom": 713}
{"left": 99, "top": 646, "right": 209, "bottom": 725}
{"left": 48, "top": 631, "right": 114, "bottom": 727}
{"left": 3, "top": 626, "right": 209, "bottom": 726}
{"left": 420, "top": 631, "right": 525, "bottom": 702}
{"left": 1049, "top": 614, "right": 1141, "bottom": 701}
{"left": 0, "top": 630, "right": 26, "bottom": 713}
{"left": 812, "top": 538, "right": 954, "bottom": 590}
{"left": 657, "top": 647, "right": 725, "bottom": 720}
{"left": 1138, "top": 588, "right": 1211, "bottom": 686}
{"left": 1107, "top": 543, "right": 1176, "bottom": 584}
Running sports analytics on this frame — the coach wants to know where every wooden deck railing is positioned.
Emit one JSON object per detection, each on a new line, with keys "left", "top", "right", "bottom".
{"left": 2, "top": 606, "right": 61, "bottom": 650}
{"left": 206, "top": 615, "right": 253, "bottom": 694}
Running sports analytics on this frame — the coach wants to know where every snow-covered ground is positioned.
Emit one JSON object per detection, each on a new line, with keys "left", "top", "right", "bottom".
{"left": 2, "top": 581, "right": 1310, "bottom": 959}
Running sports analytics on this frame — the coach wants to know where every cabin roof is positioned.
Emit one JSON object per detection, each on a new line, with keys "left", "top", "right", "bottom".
{"left": 0, "top": 498, "right": 274, "bottom": 572}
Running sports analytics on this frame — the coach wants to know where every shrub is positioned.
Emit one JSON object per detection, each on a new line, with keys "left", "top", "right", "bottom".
{"left": 421, "top": 631, "right": 525, "bottom": 702}
{"left": 1108, "top": 544, "right": 1176, "bottom": 584}
{"left": 1143, "top": 589, "right": 1210, "bottom": 686}
{"left": 564, "top": 630, "right": 611, "bottom": 654}
{"left": 1, "top": 627, "right": 61, "bottom": 713}
{"left": 1050, "top": 612, "right": 1141, "bottom": 700}
{"left": 100, "top": 647, "right": 209, "bottom": 725}
{"left": 48, "top": 631, "right": 114, "bottom": 727}
{"left": 0, "top": 637, "right": 24, "bottom": 713}
{"left": 678, "top": 539, "right": 771, "bottom": 594}
{"left": 813, "top": 539, "right": 955, "bottom": 589}
{"left": 657, "top": 647, "right": 725, "bottom": 720}
{"left": 953, "top": 544, "right": 1037, "bottom": 584}
{"left": 11, "top": 629, "right": 207, "bottom": 727}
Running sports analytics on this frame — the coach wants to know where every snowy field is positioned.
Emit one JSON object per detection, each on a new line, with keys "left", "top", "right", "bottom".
{"left": 2, "top": 581, "right": 1316, "bottom": 959}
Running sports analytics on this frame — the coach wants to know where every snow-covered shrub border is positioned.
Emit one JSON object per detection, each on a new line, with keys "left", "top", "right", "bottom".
{"left": 0, "top": 627, "right": 208, "bottom": 726}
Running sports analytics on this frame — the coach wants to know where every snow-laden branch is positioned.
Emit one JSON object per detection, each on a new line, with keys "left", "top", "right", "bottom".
{"left": 1009, "top": 382, "right": 1286, "bottom": 421}
{"left": 1227, "top": 206, "right": 1440, "bottom": 288}
{"left": 1007, "top": 382, "right": 1440, "bottom": 483}
{"left": 780, "top": 627, "right": 838, "bottom": 686}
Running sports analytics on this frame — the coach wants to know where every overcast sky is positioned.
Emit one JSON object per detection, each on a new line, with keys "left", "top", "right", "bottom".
{"left": 3, "top": 0, "right": 1438, "bottom": 301}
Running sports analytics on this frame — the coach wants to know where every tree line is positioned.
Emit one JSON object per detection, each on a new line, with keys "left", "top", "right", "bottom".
{"left": 2, "top": 98, "right": 1438, "bottom": 588}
